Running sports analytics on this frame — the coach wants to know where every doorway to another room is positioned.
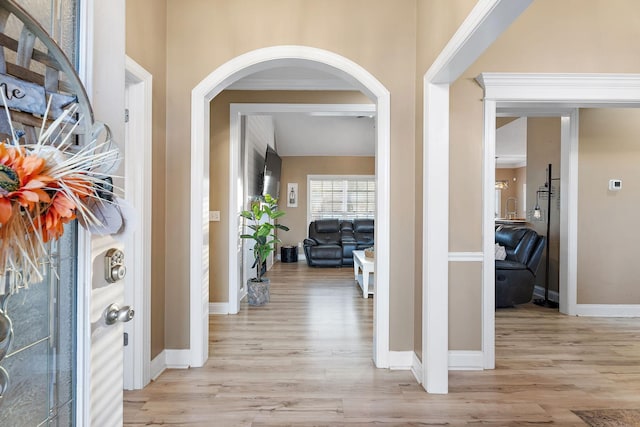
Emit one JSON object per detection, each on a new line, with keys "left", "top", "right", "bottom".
{"left": 189, "top": 46, "right": 392, "bottom": 370}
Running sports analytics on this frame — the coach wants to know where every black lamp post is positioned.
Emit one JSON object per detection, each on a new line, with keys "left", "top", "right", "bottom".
{"left": 533, "top": 163, "right": 559, "bottom": 309}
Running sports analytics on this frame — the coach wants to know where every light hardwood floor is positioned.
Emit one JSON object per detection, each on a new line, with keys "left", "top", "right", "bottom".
{"left": 124, "top": 262, "right": 640, "bottom": 426}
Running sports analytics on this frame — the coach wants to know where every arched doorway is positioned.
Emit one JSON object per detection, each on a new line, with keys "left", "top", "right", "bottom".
{"left": 189, "top": 46, "right": 391, "bottom": 369}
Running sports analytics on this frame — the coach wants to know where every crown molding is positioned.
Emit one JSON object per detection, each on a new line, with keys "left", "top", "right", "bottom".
{"left": 477, "top": 73, "right": 640, "bottom": 104}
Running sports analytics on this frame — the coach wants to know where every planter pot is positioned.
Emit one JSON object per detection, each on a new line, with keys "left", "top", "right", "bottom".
{"left": 247, "top": 278, "right": 270, "bottom": 306}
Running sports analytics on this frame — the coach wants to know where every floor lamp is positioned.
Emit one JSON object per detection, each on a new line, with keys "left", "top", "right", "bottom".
{"left": 533, "top": 163, "right": 559, "bottom": 309}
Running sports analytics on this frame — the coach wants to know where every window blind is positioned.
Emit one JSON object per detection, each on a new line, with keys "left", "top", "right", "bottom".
{"left": 309, "top": 176, "right": 375, "bottom": 221}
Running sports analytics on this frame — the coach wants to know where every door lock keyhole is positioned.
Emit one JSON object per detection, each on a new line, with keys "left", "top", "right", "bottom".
{"left": 105, "top": 248, "right": 126, "bottom": 283}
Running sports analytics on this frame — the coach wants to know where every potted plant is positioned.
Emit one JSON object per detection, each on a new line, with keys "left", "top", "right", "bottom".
{"left": 240, "top": 194, "right": 289, "bottom": 306}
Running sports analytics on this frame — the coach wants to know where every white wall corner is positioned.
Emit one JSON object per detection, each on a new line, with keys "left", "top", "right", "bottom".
{"left": 165, "top": 350, "right": 192, "bottom": 369}
{"left": 209, "top": 302, "right": 230, "bottom": 315}
{"left": 448, "top": 351, "right": 484, "bottom": 371}
{"left": 574, "top": 304, "right": 640, "bottom": 317}
{"left": 411, "top": 352, "right": 423, "bottom": 385}
{"left": 150, "top": 350, "right": 167, "bottom": 381}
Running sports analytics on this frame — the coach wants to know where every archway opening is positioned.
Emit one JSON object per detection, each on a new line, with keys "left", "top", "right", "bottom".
{"left": 189, "top": 46, "right": 391, "bottom": 369}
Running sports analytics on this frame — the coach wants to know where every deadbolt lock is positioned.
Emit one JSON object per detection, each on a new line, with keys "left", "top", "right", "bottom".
{"left": 105, "top": 248, "right": 126, "bottom": 283}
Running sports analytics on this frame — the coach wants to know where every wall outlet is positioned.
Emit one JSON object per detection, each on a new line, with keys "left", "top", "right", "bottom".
{"left": 209, "top": 211, "right": 221, "bottom": 221}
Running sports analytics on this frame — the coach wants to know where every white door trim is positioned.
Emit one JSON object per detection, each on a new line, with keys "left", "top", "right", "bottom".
{"left": 124, "top": 56, "right": 153, "bottom": 390}
{"left": 228, "top": 103, "right": 376, "bottom": 315}
{"left": 561, "top": 112, "right": 579, "bottom": 315}
{"left": 190, "top": 45, "right": 391, "bottom": 368}
{"left": 77, "top": 1, "right": 94, "bottom": 424}
{"left": 422, "top": 0, "right": 533, "bottom": 394}
{"left": 76, "top": 230, "right": 92, "bottom": 426}
{"left": 476, "top": 72, "right": 640, "bottom": 369}
{"left": 481, "top": 98, "right": 497, "bottom": 369}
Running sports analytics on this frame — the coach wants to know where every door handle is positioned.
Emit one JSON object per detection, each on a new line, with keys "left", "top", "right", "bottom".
{"left": 104, "top": 303, "right": 135, "bottom": 325}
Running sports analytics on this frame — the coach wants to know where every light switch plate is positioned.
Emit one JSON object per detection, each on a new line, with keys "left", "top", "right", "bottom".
{"left": 209, "top": 211, "right": 221, "bottom": 221}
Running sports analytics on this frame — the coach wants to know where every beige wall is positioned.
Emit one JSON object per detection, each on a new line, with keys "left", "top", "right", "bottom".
{"left": 125, "top": 0, "right": 167, "bottom": 359}
{"left": 578, "top": 108, "right": 640, "bottom": 304}
{"left": 166, "top": 0, "right": 419, "bottom": 350}
{"left": 526, "top": 118, "right": 561, "bottom": 294}
{"left": 280, "top": 156, "right": 375, "bottom": 249}
{"left": 209, "top": 90, "right": 370, "bottom": 302}
{"left": 448, "top": 0, "right": 640, "bottom": 350}
{"left": 449, "top": 262, "right": 482, "bottom": 350}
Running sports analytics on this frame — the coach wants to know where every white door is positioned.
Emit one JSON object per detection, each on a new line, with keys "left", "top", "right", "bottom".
{"left": 81, "top": 1, "right": 128, "bottom": 425}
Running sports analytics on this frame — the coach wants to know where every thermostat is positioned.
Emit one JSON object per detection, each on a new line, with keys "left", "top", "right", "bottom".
{"left": 608, "top": 179, "right": 622, "bottom": 191}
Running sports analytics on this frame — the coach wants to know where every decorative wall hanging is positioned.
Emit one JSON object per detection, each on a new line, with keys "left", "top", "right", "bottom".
{"left": 287, "top": 183, "right": 298, "bottom": 208}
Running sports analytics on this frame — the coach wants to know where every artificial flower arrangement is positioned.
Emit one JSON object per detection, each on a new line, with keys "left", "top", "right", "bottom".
{"left": 0, "top": 97, "right": 118, "bottom": 292}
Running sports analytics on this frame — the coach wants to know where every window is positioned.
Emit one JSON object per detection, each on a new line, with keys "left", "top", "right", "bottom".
{"left": 308, "top": 175, "right": 375, "bottom": 223}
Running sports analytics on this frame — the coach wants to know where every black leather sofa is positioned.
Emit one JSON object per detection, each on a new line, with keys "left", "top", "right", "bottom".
{"left": 495, "top": 226, "right": 545, "bottom": 308}
{"left": 304, "top": 219, "right": 374, "bottom": 267}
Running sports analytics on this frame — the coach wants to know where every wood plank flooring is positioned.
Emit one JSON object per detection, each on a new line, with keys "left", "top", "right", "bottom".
{"left": 124, "top": 262, "right": 640, "bottom": 426}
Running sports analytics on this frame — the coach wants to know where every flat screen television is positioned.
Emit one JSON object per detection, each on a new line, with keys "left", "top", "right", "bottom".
{"left": 260, "top": 146, "right": 282, "bottom": 199}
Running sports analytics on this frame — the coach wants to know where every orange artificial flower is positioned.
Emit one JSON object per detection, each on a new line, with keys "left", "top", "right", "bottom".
{"left": 39, "top": 193, "right": 77, "bottom": 242}
{"left": 0, "top": 143, "right": 53, "bottom": 225}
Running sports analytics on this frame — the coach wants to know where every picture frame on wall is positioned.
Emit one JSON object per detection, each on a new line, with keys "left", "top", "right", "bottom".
{"left": 287, "top": 183, "right": 298, "bottom": 207}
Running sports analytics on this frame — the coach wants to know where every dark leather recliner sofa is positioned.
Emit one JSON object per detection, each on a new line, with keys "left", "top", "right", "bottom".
{"left": 495, "top": 226, "right": 545, "bottom": 308}
{"left": 304, "top": 219, "right": 374, "bottom": 267}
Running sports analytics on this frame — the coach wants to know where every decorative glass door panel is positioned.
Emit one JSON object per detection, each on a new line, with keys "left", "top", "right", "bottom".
{"left": 0, "top": 0, "right": 79, "bottom": 425}
{"left": 0, "top": 223, "right": 77, "bottom": 425}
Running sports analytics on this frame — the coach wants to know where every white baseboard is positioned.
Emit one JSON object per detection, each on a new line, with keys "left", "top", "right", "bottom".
{"left": 165, "top": 349, "right": 191, "bottom": 369}
{"left": 574, "top": 304, "right": 640, "bottom": 317}
{"left": 448, "top": 350, "right": 484, "bottom": 370}
{"left": 406, "top": 351, "right": 484, "bottom": 386}
{"left": 209, "top": 302, "right": 229, "bottom": 315}
{"left": 533, "top": 285, "right": 559, "bottom": 302}
{"left": 150, "top": 350, "right": 166, "bottom": 381}
{"left": 388, "top": 351, "right": 413, "bottom": 370}
{"left": 411, "top": 352, "right": 422, "bottom": 384}
{"left": 150, "top": 349, "right": 191, "bottom": 380}
{"left": 533, "top": 287, "right": 639, "bottom": 317}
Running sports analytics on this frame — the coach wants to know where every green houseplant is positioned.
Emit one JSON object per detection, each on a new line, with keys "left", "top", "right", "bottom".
{"left": 240, "top": 194, "right": 289, "bottom": 305}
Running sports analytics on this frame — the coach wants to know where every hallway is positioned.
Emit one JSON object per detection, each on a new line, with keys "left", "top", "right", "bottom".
{"left": 124, "top": 262, "right": 640, "bottom": 426}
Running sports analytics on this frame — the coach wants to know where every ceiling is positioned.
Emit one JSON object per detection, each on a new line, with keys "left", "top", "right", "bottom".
{"left": 271, "top": 113, "right": 374, "bottom": 156}
{"left": 228, "top": 66, "right": 356, "bottom": 91}
{"left": 496, "top": 116, "right": 527, "bottom": 168}
{"left": 230, "top": 66, "right": 375, "bottom": 157}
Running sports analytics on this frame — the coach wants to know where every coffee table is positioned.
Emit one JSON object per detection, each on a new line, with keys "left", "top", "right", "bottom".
{"left": 352, "top": 250, "right": 374, "bottom": 298}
